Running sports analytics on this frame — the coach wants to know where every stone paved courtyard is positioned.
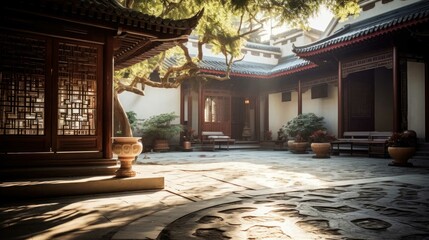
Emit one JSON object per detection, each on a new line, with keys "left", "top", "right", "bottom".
{"left": 1, "top": 150, "right": 429, "bottom": 239}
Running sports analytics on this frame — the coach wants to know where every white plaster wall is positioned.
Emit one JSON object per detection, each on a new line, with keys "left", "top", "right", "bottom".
{"left": 407, "top": 61, "right": 426, "bottom": 140}
{"left": 328, "top": 0, "right": 421, "bottom": 36}
{"left": 118, "top": 86, "right": 181, "bottom": 122}
{"left": 185, "top": 40, "right": 279, "bottom": 65}
{"left": 119, "top": 86, "right": 182, "bottom": 144}
{"left": 275, "top": 33, "right": 313, "bottom": 57}
{"left": 268, "top": 92, "right": 298, "bottom": 139}
{"left": 302, "top": 85, "right": 338, "bottom": 137}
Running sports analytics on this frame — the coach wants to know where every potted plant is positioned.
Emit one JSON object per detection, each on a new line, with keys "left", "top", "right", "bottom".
{"left": 387, "top": 130, "right": 417, "bottom": 166}
{"left": 282, "top": 113, "right": 326, "bottom": 153}
{"left": 273, "top": 128, "right": 288, "bottom": 150}
{"left": 141, "top": 112, "right": 183, "bottom": 152}
{"left": 309, "top": 130, "right": 336, "bottom": 158}
{"left": 182, "top": 126, "right": 195, "bottom": 151}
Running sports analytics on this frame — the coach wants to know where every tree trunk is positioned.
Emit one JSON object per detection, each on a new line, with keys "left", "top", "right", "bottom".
{"left": 114, "top": 91, "right": 132, "bottom": 137}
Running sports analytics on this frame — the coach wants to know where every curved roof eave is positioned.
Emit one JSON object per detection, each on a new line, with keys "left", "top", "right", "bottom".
{"left": 293, "top": 1, "right": 429, "bottom": 57}
{"left": 3, "top": 0, "right": 203, "bottom": 70}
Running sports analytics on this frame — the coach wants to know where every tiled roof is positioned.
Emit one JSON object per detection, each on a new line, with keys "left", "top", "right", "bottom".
{"left": 245, "top": 42, "right": 281, "bottom": 53}
{"left": 194, "top": 56, "right": 315, "bottom": 79}
{"left": 3, "top": 0, "right": 201, "bottom": 70}
{"left": 293, "top": 0, "right": 429, "bottom": 57}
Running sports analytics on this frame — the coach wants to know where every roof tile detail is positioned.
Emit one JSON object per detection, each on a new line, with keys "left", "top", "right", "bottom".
{"left": 293, "top": 1, "right": 429, "bottom": 57}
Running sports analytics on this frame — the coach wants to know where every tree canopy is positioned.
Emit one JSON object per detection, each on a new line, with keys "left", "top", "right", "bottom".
{"left": 115, "top": 0, "right": 360, "bottom": 94}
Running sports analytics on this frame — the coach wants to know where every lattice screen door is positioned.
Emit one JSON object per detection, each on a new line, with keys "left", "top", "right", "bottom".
{"left": 0, "top": 33, "right": 103, "bottom": 154}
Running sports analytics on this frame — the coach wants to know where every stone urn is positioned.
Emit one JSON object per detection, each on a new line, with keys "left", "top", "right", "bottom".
{"left": 311, "top": 142, "right": 331, "bottom": 158}
{"left": 388, "top": 147, "right": 415, "bottom": 166}
{"left": 112, "top": 137, "right": 143, "bottom": 178}
{"left": 292, "top": 141, "right": 308, "bottom": 154}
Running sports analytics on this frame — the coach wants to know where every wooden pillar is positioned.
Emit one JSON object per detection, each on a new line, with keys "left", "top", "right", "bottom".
{"left": 180, "top": 85, "right": 185, "bottom": 125}
{"left": 426, "top": 61, "right": 429, "bottom": 142}
{"left": 255, "top": 95, "right": 260, "bottom": 141}
{"left": 338, "top": 60, "right": 343, "bottom": 138}
{"left": 198, "top": 82, "right": 203, "bottom": 138}
{"left": 298, "top": 80, "right": 302, "bottom": 115}
{"left": 264, "top": 93, "right": 269, "bottom": 133}
{"left": 103, "top": 36, "right": 114, "bottom": 159}
{"left": 392, "top": 46, "right": 399, "bottom": 132}
{"left": 187, "top": 88, "right": 192, "bottom": 127}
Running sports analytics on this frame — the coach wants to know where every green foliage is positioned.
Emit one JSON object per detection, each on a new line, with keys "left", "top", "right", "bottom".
{"left": 116, "top": 0, "right": 361, "bottom": 81}
{"left": 126, "top": 111, "right": 138, "bottom": 129}
{"left": 141, "top": 112, "right": 183, "bottom": 140}
{"left": 282, "top": 113, "right": 326, "bottom": 142}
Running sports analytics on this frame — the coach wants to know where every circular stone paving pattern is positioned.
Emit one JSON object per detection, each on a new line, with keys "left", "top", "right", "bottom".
{"left": 158, "top": 183, "right": 429, "bottom": 240}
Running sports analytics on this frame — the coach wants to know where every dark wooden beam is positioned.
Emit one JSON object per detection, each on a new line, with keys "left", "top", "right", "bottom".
{"left": 338, "top": 61, "right": 343, "bottom": 138}
{"left": 298, "top": 80, "right": 302, "bottom": 115}
{"left": 393, "top": 46, "right": 399, "bottom": 132}
{"left": 104, "top": 36, "right": 114, "bottom": 159}
{"left": 426, "top": 58, "right": 429, "bottom": 142}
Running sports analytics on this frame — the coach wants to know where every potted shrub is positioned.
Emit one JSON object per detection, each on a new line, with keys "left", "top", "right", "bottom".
{"left": 274, "top": 128, "right": 287, "bottom": 150}
{"left": 387, "top": 130, "right": 417, "bottom": 166}
{"left": 309, "top": 130, "right": 336, "bottom": 158}
{"left": 282, "top": 113, "right": 326, "bottom": 153}
{"left": 141, "top": 112, "right": 183, "bottom": 152}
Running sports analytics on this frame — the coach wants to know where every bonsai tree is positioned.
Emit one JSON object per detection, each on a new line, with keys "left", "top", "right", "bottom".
{"left": 282, "top": 113, "right": 326, "bottom": 142}
{"left": 141, "top": 112, "right": 183, "bottom": 151}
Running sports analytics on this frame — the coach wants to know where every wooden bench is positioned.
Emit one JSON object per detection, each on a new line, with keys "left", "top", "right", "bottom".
{"left": 331, "top": 131, "right": 391, "bottom": 157}
{"left": 201, "top": 131, "right": 235, "bottom": 151}
{"left": 368, "top": 132, "right": 392, "bottom": 157}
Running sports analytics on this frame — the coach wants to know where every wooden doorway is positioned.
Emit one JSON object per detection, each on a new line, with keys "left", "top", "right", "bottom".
{"left": 201, "top": 90, "right": 231, "bottom": 136}
{"left": 344, "top": 70, "right": 375, "bottom": 131}
{"left": 0, "top": 33, "right": 103, "bottom": 159}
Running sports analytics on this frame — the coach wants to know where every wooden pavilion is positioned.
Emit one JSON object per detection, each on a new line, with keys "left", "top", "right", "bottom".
{"left": 180, "top": 0, "right": 428, "bottom": 143}
{"left": 0, "top": 0, "right": 201, "bottom": 179}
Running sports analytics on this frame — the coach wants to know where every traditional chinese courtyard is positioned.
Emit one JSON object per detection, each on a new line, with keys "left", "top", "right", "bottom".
{"left": 1, "top": 150, "right": 429, "bottom": 240}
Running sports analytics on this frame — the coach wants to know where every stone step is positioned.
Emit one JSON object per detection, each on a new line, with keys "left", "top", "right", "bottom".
{"left": 0, "top": 165, "right": 119, "bottom": 180}
{"left": 0, "top": 174, "right": 164, "bottom": 201}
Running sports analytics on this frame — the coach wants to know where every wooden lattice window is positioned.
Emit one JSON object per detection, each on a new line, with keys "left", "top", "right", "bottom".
{"left": 57, "top": 42, "right": 98, "bottom": 136}
{"left": 0, "top": 34, "right": 46, "bottom": 135}
{"left": 282, "top": 92, "right": 291, "bottom": 102}
{"left": 311, "top": 84, "right": 328, "bottom": 99}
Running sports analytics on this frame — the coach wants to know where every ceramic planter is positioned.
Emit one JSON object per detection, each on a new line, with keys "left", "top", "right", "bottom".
{"left": 292, "top": 141, "right": 308, "bottom": 154}
{"left": 388, "top": 147, "right": 415, "bottom": 166}
{"left": 153, "top": 139, "right": 170, "bottom": 152}
{"left": 287, "top": 140, "right": 295, "bottom": 152}
{"left": 311, "top": 142, "right": 331, "bottom": 158}
{"left": 183, "top": 141, "right": 192, "bottom": 151}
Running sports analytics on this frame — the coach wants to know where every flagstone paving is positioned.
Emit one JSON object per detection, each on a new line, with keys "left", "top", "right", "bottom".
{"left": 1, "top": 150, "right": 429, "bottom": 240}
